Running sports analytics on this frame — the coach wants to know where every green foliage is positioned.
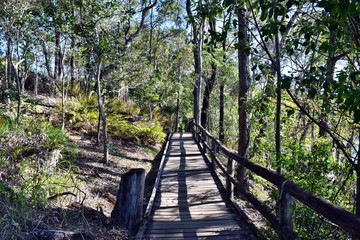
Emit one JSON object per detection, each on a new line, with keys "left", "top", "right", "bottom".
{"left": 41, "top": 123, "right": 70, "bottom": 148}
{"left": 64, "top": 93, "right": 166, "bottom": 144}
{"left": 280, "top": 138, "right": 349, "bottom": 199}
{"left": 0, "top": 111, "right": 82, "bottom": 239}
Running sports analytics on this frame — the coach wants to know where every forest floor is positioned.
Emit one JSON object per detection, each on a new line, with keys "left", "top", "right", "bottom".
{"left": 0, "top": 93, "right": 163, "bottom": 240}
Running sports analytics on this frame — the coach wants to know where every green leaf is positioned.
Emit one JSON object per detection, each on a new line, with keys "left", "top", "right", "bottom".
{"left": 260, "top": 9, "right": 268, "bottom": 21}
{"left": 224, "top": 0, "right": 235, "bottom": 8}
{"left": 309, "top": 88, "right": 317, "bottom": 99}
{"left": 287, "top": 109, "right": 295, "bottom": 118}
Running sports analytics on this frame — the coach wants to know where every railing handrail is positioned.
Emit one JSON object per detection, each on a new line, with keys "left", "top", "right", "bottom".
{"left": 191, "top": 121, "right": 360, "bottom": 239}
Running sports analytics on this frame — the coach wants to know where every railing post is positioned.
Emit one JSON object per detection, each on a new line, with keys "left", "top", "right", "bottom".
{"left": 205, "top": 134, "right": 209, "bottom": 154}
{"left": 226, "top": 157, "right": 235, "bottom": 200}
{"left": 211, "top": 139, "right": 217, "bottom": 171}
{"left": 279, "top": 182, "right": 295, "bottom": 240}
{"left": 202, "top": 131, "right": 206, "bottom": 151}
{"left": 194, "top": 124, "right": 198, "bottom": 142}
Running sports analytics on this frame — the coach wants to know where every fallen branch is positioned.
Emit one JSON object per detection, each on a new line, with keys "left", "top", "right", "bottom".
{"left": 34, "top": 228, "right": 94, "bottom": 240}
{"left": 103, "top": 193, "right": 116, "bottom": 204}
{"left": 47, "top": 191, "right": 76, "bottom": 200}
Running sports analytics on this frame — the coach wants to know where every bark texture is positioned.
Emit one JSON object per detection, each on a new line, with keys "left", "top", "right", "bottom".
{"left": 236, "top": 8, "right": 250, "bottom": 190}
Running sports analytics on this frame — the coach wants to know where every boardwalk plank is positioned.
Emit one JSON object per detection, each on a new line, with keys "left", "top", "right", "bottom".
{"left": 150, "top": 214, "right": 239, "bottom": 221}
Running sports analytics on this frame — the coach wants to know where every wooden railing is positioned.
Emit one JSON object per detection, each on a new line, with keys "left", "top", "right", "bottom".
{"left": 191, "top": 122, "right": 360, "bottom": 240}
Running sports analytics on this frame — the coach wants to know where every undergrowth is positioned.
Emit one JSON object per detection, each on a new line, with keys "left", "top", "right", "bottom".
{"left": 0, "top": 110, "right": 83, "bottom": 239}
{"left": 64, "top": 93, "right": 167, "bottom": 144}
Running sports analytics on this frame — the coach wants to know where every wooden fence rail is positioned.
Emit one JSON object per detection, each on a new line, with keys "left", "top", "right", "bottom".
{"left": 191, "top": 121, "right": 360, "bottom": 239}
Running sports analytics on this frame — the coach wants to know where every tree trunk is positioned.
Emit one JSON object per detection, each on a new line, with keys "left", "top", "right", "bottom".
{"left": 12, "top": 61, "right": 23, "bottom": 124}
{"left": 70, "top": 35, "right": 75, "bottom": 91}
{"left": 219, "top": 84, "right": 225, "bottom": 142}
{"left": 41, "top": 42, "right": 56, "bottom": 93}
{"left": 175, "top": 75, "right": 181, "bottom": 132}
{"left": 149, "top": 7, "right": 153, "bottom": 61}
{"left": 275, "top": 21, "right": 282, "bottom": 175}
{"left": 201, "top": 19, "right": 217, "bottom": 129}
{"left": 53, "top": 29, "right": 61, "bottom": 94}
{"left": 319, "top": 30, "right": 337, "bottom": 137}
{"left": 35, "top": 55, "right": 38, "bottom": 96}
{"left": 356, "top": 128, "right": 360, "bottom": 220}
{"left": 201, "top": 61, "right": 217, "bottom": 129}
{"left": 95, "top": 60, "right": 109, "bottom": 165}
{"left": 355, "top": 136, "right": 360, "bottom": 240}
{"left": 192, "top": 41, "right": 200, "bottom": 123}
{"left": 22, "top": 54, "right": 27, "bottom": 92}
{"left": 97, "top": 112, "right": 101, "bottom": 146}
{"left": 196, "top": 23, "right": 204, "bottom": 125}
{"left": 219, "top": 27, "right": 227, "bottom": 143}
{"left": 2, "top": 35, "right": 11, "bottom": 104}
{"left": 61, "top": 73, "right": 65, "bottom": 131}
{"left": 236, "top": 8, "right": 250, "bottom": 190}
{"left": 186, "top": 0, "right": 201, "bottom": 125}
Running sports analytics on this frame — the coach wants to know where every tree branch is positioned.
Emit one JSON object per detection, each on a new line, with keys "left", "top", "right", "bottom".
{"left": 124, "top": 0, "right": 158, "bottom": 50}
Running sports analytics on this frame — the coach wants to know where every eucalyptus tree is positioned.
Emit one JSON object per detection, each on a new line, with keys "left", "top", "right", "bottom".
{"left": 186, "top": 0, "right": 205, "bottom": 125}
{"left": 0, "top": 0, "right": 35, "bottom": 104}
{"left": 72, "top": 0, "right": 157, "bottom": 165}
{"left": 199, "top": 0, "right": 221, "bottom": 130}
{"left": 0, "top": 0, "right": 39, "bottom": 122}
{"left": 234, "top": 2, "right": 251, "bottom": 189}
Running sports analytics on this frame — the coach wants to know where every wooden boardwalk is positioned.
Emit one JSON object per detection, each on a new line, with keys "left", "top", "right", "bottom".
{"left": 141, "top": 132, "right": 253, "bottom": 240}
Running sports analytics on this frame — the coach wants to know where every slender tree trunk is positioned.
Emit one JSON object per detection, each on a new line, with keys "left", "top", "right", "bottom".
{"left": 95, "top": 59, "right": 109, "bottom": 165}
{"left": 15, "top": 71, "right": 21, "bottom": 124}
{"left": 236, "top": 8, "right": 250, "bottom": 190}
{"left": 175, "top": 92, "right": 180, "bottom": 132}
{"left": 186, "top": 0, "right": 200, "bottom": 124}
{"left": 201, "top": 61, "right": 217, "bottom": 129}
{"left": 53, "top": 29, "right": 61, "bottom": 94}
{"left": 175, "top": 73, "right": 181, "bottom": 132}
{"left": 22, "top": 54, "right": 27, "bottom": 92}
{"left": 196, "top": 22, "right": 204, "bottom": 125}
{"left": 355, "top": 132, "right": 360, "bottom": 240}
{"left": 35, "top": 55, "right": 38, "bottom": 96}
{"left": 61, "top": 73, "right": 65, "bottom": 131}
{"left": 319, "top": 30, "right": 340, "bottom": 137}
{"left": 41, "top": 42, "right": 55, "bottom": 91}
{"left": 219, "top": 27, "right": 227, "bottom": 143}
{"left": 219, "top": 84, "right": 225, "bottom": 142}
{"left": 356, "top": 128, "right": 360, "bottom": 217}
{"left": 59, "top": 37, "right": 66, "bottom": 131}
{"left": 149, "top": 101, "right": 153, "bottom": 121}
{"left": 193, "top": 22, "right": 204, "bottom": 125}
{"left": 3, "top": 35, "right": 11, "bottom": 104}
{"left": 275, "top": 21, "right": 282, "bottom": 175}
{"left": 149, "top": 7, "right": 153, "bottom": 61}
{"left": 12, "top": 61, "right": 23, "bottom": 124}
{"left": 97, "top": 112, "right": 101, "bottom": 146}
{"left": 70, "top": 35, "right": 75, "bottom": 91}
{"left": 193, "top": 43, "right": 200, "bottom": 123}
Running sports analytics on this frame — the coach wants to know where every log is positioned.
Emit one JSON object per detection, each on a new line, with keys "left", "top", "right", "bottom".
{"left": 34, "top": 229, "right": 94, "bottom": 240}
{"left": 111, "top": 168, "right": 145, "bottom": 233}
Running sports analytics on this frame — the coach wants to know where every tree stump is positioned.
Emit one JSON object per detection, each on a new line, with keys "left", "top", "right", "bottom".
{"left": 111, "top": 168, "right": 145, "bottom": 233}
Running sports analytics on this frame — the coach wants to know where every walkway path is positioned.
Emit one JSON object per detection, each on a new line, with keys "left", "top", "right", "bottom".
{"left": 141, "top": 132, "right": 253, "bottom": 239}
